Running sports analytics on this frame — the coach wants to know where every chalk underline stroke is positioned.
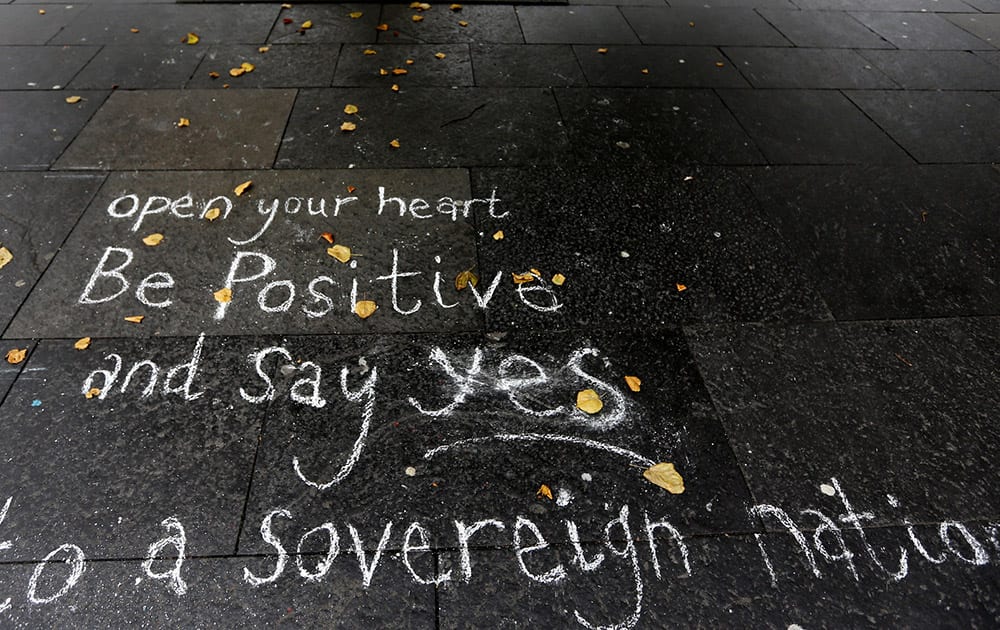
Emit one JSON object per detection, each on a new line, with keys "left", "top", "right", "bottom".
{"left": 423, "top": 433, "right": 656, "bottom": 467}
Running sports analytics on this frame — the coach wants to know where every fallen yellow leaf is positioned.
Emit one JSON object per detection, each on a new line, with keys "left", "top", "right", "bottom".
{"left": 364, "top": 49, "right": 377, "bottom": 55}
{"left": 412, "top": 14, "right": 424, "bottom": 22}
{"left": 74, "top": 337, "right": 91, "bottom": 350}
{"left": 85, "top": 387, "right": 101, "bottom": 399}
{"left": 641, "top": 68, "right": 649, "bottom": 74}
{"left": 511, "top": 272, "right": 534, "bottom": 284}
{"left": 715, "top": 61, "right": 725, "bottom": 68}
{"left": 281, "top": 2, "right": 292, "bottom": 7}
{"left": 205, "top": 207, "right": 221, "bottom": 221}
{"left": 390, "top": 138, "right": 401, "bottom": 148}
{"left": 301, "top": 20, "right": 313, "bottom": 29}
{"left": 340, "top": 121, "right": 357, "bottom": 132}
{"left": 124, "top": 315, "right": 144, "bottom": 324}
{"left": 530, "top": 267, "right": 541, "bottom": 276}
{"left": 65, "top": 95, "right": 82, "bottom": 104}
{"left": 597, "top": 48, "right": 608, "bottom": 54}
{"left": 130, "top": 27, "right": 140, "bottom": 33}
{"left": 643, "top": 462, "right": 685, "bottom": 494}
{"left": 229, "top": 67, "right": 245, "bottom": 77}
{"left": 391, "top": 84, "right": 400, "bottom": 92}
{"left": 355, "top": 300, "right": 377, "bottom": 319}
{"left": 327, "top": 244, "right": 351, "bottom": 263}
{"left": 185, "top": 32, "right": 199, "bottom": 45}
{"left": 347, "top": 185, "right": 357, "bottom": 193}
{"left": 376, "top": 23, "right": 389, "bottom": 31}
{"left": 492, "top": 230, "right": 504, "bottom": 240}
{"left": 0, "top": 246, "right": 12, "bottom": 269}
{"left": 552, "top": 273, "right": 566, "bottom": 286}
{"left": 213, "top": 287, "right": 232, "bottom": 303}
{"left": 435, "top": 52, "right": 446, "bottom": 59}
{"left": 536, "top": 484, "right": 553, "bottom": 500}
{"left": 676, "top": 283, "right": 687, "bottom": 292}
{"left": 234, "top": 180, "right": 253, "bottom": 196}
{"left": 259, "top": 46, "right": 270, "bottom": 53}
{"left": 405, "top": 59, "right": 415, "bottom": 65}
{"left": 458, "top": 20, "right": 468, "bottom": 27}
{"left": 379, "top": 68, "right": 389, "bottom": 76}
{"left": 455, "top": 269, "right": 479, "bottom": 291}
{"left": 576, "top": 389, "right": 603, "bottom": 414}
{"left": 320, "top": 232, "right": 334, "bottom": 244}
{"left": 208, "top": 71, "right": 220, "bottom": 79}
{"left": 411, "top": 1, "right": 431, "bottom": 9}
{"left": 624, "top": 375, "right": 641, "bottom": 392}
{"left": 5, "top": 348, "right": 27, "bottom": 365}
{"left": 142, "top": 233, "right": 164, "bottom": 246}
{"left": 349, "top": 11, "right": 363, "bottom": 18}
{"left": 38, "top": 9, "right": 45, "bottom": 14}
{"left": 392, "top": 68, "right": 408, "bottom": 75}
{"left": 450, "top": 3, "right": 463, "bottom": 9}
{"left": 344, "top": 104, "right": 359, "bottom": 115}
{"left": 177, "top": 117, "right": 190, "bottom": 127}
{"left": 241, "top": 62, "right": 256, "bottom": 72}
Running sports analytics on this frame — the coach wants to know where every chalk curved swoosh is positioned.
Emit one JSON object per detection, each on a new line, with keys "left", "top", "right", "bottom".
{"left": 423, "top": 432, "right": 655, "bottom": 467}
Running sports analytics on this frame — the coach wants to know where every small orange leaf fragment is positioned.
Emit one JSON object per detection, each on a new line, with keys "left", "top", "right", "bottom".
{"left": 379, "top": 68, "right": 389, "bottom": 76}
{"left": 412, "top": 14, "right": 424, "bottom": 22}
{"left": 349, "top": 11, "right": 363, "bottom": 18}
{"left": 434, "top": 52, "right": 446, "bottom": 59}
{"left": 241, "top": 62, "right": 255, "bottom": 72}
{"left": 259, "top": 46, "right": 270, "bottom": 53}
{"left": 624, "top": 375, "right": 641, "bottom": 392}
{"left": 344, "top": 104, "right": 359, "bottom": 115}
{"left": 643, "top": 462, "right": 685, "bottom": 494}
{"left": 340, "top": 121, "right": 357, "bottom": 132}
{"left": 364, "top": 49, "right": 377, "bottom": 55}
{"left": 458, "top": 20, "right": 469, "bottom": 27}
{"left": 405, "top": 59, "right": 415, "bottom": 65}
{"left": 455, "top": 269, "right": 479, "bottom": 291}
{"left": 177, "top": 117, "right": 190, "bottom": 127}
{"left": 391, "top": 84, "right": 400, "bottom": 92}
{"left": 327, "top": 244, "right": 351, "bottom": 263}
{"left": 229, "top": 67, "right": 245, "bottom": 77}
{"left": 355, "top": 300, "right": 377, "bottom": 319}
{"left": 301, "top": 20, "right": 313, "bottom": 29}
{"left": 5, "top": 348, "right": 27, "bottom": 365}
{"left": 205, "top": 207, "right": 221, "bottom": 221}
{"left": 347, "top": 185, "right": 357, "bottom": 193}
{"left": 641, "top": 68, "right": 649, "bottom": 74}
{"left": 208, "top": 71, "right": 220, "bottom": 79}
{"left": 130, "top": 28, "right": 140, "bottom": 33}
{"left": 185, "top": 32, "right": 199, "bottom": 45}
{"left": 450, "top": 3, "right": 462, "bottom": 9}
{"left": 142, "top": 233, "right": 164, "bottom": 246}
{"left": 715, "top": 61, "right": 724, "bottom": 68}
{"left": 536, "top": 484, "right": 553, "bottom": 500}
{"left": 392, "top": 68, "right": 408, "bottom": 75}
{"left": 65, "top": 95, "right": 83, "bottom": 104}
{"left": 511, "top": 272, "right": 534, "bottom": 284}
{"left": 74, "top": 337, "right": 92, "bottom": 351}
{"left": 390, "top": 138, "right": 401, "bottom": 148}
{"left": 38, "top": 9, "right": 46, "bottom": 14}
{"left": 281, "top": 3, "right": 292, "bottom": 7}
{"left": 676, "top": 283, "right": 687, "bottom": 292}
{"left": 85, "top": 387, "right": 101, "bottom": 399}
{"left": 320, "top": 232, "right": 334, "bottom": 244}
{"left": 597, "top": 47, "right": 608, "bottom": 54}
{"left": 376, "top": 23, "right": 389, "bottom": 31}
{"left": 124, "top": 315, "right": 144, "bottom": 324}
{"left": 552, "top": 273, "right": 566, "bottom": 286}
{"left": 213, "top": 288, "right": 232, "bottom": 303}
{"left": 492, "top": 230, "right": 504, "bottom": 240}
{"left": 576, "top": 389, "right": 603, "bottom": 414}
{"left": 0, "top": 246, "right": 13, "bottom": 269}
{"left": 234, "top": 180, "right": 253, "bottom": 196}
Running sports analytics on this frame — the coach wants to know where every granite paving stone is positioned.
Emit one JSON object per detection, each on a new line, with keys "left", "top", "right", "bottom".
{"left": 851, "top": 11, "right": 995, "bottom": 49}
{"left": 756, "top": 9, "right": 895, "bottom": 48}
{"left": 741, "top": 165, "right": 1000, "bottom": 320}
{"left": 0, "top": 90, "right": 109, "bottom": 170}
{"left": 555, "top": 87, "right": 765, "bottom": 165}
{"left": 470, "top": 44, "right": 588, "bottom": 87}
{"left": 51, "top": 4, "right": 280, "bottom": 46}
{"left": 0, "top": 45, "right": 100, "bottom": 90}
{"left": 187, "top": 44, "right": 340, "bottom": 89}
{"left": 239, "top": 329, "right": 753, "bottom": 558}
{"left": 377, "top": 5, "right": 523, "bottom": 44}
{"left": 574, "top": 45, "right": 750, "bottom": 88}
{"left": 333, "top": 44, "right": 473, "bottom": 87}
{"left": 723, "top": 47, "right": 897, "bottom": 89}
{"left": 5, "top": 169, "right": 480, "bottom": 338}
{"left": 0, "top": 336, "right": 265, "bottom": 560}
{"left": 0, "top": 172, "right": 104, "bottom": 333}
{"left": 857, "top": 48, "right": 1000, "bottom": 89}
{"left": 717, "top": 89, "right": 912, "bottom": 164}
{"left": 68, "top": 45, "right": 205, "bottom": 90}
{"left": 945, "top": 12, "right": 1000, "bottom": 45}
{"left": 0, "top": 4, "right": 88, "bottom": 45}
{"left": 516, "top": 6, "right": 641, "bottom": 44}
{"left": 276, "top": 87, "right": 567, "bottom": 169}
{"left": 686, "top": 317, "right": 1000, "bottom": 526}
{"left": 53, "top": 89, "right": 296, "bottom": 170}
{"left": 470, "top": 164, "right": 830, "bottom": 330}
{"left": 621, "top": 7, "right": 791, "bottom": 46}
{"left": 846, "top": 90, "right": 1000, "bottom": 163}
{"left": 268, "top": 4, "right": 381, "bottom": 45}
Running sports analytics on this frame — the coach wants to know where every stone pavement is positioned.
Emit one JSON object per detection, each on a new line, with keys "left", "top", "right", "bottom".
{"left": 0, "top": 0, "right": 999, "bottom": 626}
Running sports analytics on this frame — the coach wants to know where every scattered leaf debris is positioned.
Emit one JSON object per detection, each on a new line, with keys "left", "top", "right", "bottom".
{"left": 184, "top": 32, "right": 199, "bottom": 45}
{"left": 208, "top": 71, "right": 220, "bottom": 79}
{"left": 458, "top": 20, "right": 469, "bottom": 27}
{"left": 340, "top": 121, "right": 357, "bottom": 132}
{"left": 259, "top": 46, "right": 270, "bottom": 53}
{"left": 130, "top": 28, "right": 140, "bottom": 34}
{"left": 376, "top": 23, "right": 389, "bottom": 31}
{"left": 214, "top": 287, "right": 232, "bottom": 303}
{"left": 643, "top": 462, "right": 685, "bottom": 494}
{"left": 364, "top": 48, "right": 377, "bottom": 55}
{"left": 347, "top": 185, "right": 357, "bottom": 193}
{"left": 205, "top": 207, "right": 221, "bottom": 221}
{"left": 715, "top": 61, "right": 725, "bottom": 67}
{"left": 390, "top": 138, "right": 401, "bottom": 148}
{"left": 349, "top": 11, "right": 363, "bottom": 18}
{"left": 455, "top": 269, "right": 479, "bottom": 291}
{"left": 511, "top": 272, "right": 534, "bottom": 284}
{"left": 320, "top": 232, "right": 334, "bottom": 244}
{"left": 392, "top": 68, "right": 408, "bottom": 75}
{"left": 283, "top": 17, "right": 293, "bottom": 24}
{"left": 74, "top": 337, "right": 92, "bottom": 351}
{"left": 576, "top": 389, "right": 603, "bottom": 415}
{"left": 676, "top": 283, "right": 687, "bottom": 292}
{"left": 38, "top": 9, "right": 46, "bottom": 14}
{"left": 5, "top": 348, "right": 27, "bottom": 365}
{"left": 355, "top": 300, "right": 377, "bottom": 319}
{"left": 234, "top": 180, "right": 253, "bottom": 196}
{"left": 624, "top": 375, "right": 641, "bottom": 392}
{"left": 142, "top": 233, "right": 164, "bottom": 246}
{"left": 597, "top": 48, "right": 608, "bottom": 54}
{"left": 0, "top": 246, "right": 12, "bottom": 269}
{"left": 450, "top": 3, "right": 463, "bottom": 10}
{"left": 391, "top": 84, "right": 400, "bottom": 92}
{"left": 327, "top": 244, "right": 352, "bottom": 263}
{"left": 641, "top": 68, "right": 649, "bottom": 74}
{"left": 412, "top": 14, "right": 424, "bottom": 22}
{"left": 492, "top": 230, "right": 504, "bottom": 240}
{"left": 124, "top": 315, "right": 144, "bottom": 324}
{"left": 177, "top": 117, "right": 190, "bottom": 127}
{"left": 85, "top": 387, "right": 101, "bottom": 399}
{"left": 536, "top": 484, "right": 553, "bottom": 500}
{"left": 65, "top": 95, "right": 83, "bottom": 104}
{"left": 435, "top": 52, "right": 446, "bottom": 59}
{"left": 344, "top": 104, "right": 359, "bottom": 115}
{"left": 301, "top": 20, "right": 313, "bottom": 29}
{"left": 552, "top": 273, "right": 566, "bottom": 286}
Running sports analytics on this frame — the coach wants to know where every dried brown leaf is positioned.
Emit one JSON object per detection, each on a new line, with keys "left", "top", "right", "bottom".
{"left": 5, "top": 348, "right": 27, "bottom": 365}
{"left": 455, "top": 269, "right": 479, "bottom": 291}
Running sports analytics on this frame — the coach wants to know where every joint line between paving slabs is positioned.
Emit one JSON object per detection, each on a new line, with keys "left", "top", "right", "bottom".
{"left": 233, "top": 385, "right": 280, "bottom": 556}
{"left": 271, "top": 87, "right": 301, "bottom": 169}
{"left": 752, "top": 7, "right": 797, "bottom": 48}
{"left": 839, "top": 88, "right": 920, "bottom": 165}
{"left": 711, "top": 87, "right": 770, "bottom": 165}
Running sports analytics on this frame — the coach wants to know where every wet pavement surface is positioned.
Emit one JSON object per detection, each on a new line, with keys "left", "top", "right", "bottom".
{"left": 0, "top": 0, "right": 998, "bottom": 627}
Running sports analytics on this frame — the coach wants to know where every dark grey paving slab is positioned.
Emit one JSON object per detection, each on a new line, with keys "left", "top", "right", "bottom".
{"left": 0, "top": 45, "right": 99, "bottom": 90}
{"left": 276, "top": 87, "right": 566, "bottom": 169}
{"left": 0, "top": 172, "right": 104, "bottom": 333}
{"left": 187, "top": 44, "right": 339, "bottom": 89}
{"left": 670, "top": 0, "right": 796, "bottom": 6}
{"left": 946, "top": 12, "right": 1000, "bottom": 45}
{"left": 717, "top": 89, "right": 912, "bottom": 164}
{"left": 516, "top": 6, "right": 640, "bottom": 44}
{"left": 333, "top": 44, "right": 472, "bottom": 87}
{"left": 846, "top": 90, "right": 1000, "bottom": 163}
{"left": 240, "top": 329, "right": 753, "bottom": 559}
{"left": 438, "top": 532, "right": 1000, "bottom": 628}
{"left": 470, "top": 44, "right": 588, "bottom": 87}
{"left": 68, "top": 45, "right": 205, "bottom": 90}
{"left": 0, "top": 90, "right": 109, "bottom": 170}
{"left": 54, "top": 89, "right": 295, "bottom": 170}
{"left": 757, "top": 9, "right": 894, "bottom": 48}
{"left": 0, "top": 340, "right": 33, "bottom": 401}
{"left": 569, "top": 0, "right": 666, "bottom": 6}
{"left": 964, "top": 0, "right": 1000, "bottom": 11}
{"left": 470, "top": 164, "right": 830, "bottom": 330}
{"left": 574, "top": 45, "right": 750, "bottom": 87}
{"left": 980, "top": 48, "right": 1000, "bottom": 65}
{"left": 5, "top": 169, "right": 481, "bottom": 338}
{"left": 268, "top": 4, "right": 381, "bottom": 45}
{"left": 555, "top": 87, "right": 765, "bottom": 165}
{"left": 793, "top": 0, "right": 975, "bottom": 9}
{"left": 723, "top": 47, "right": 896, "bottom": 88}
{"left": 851, "top": 11, "right": 995, "bottom": 49}
{"left": 0, "top": 556, "right": 435, "bottom": 627}
{"left": 686, "top": 317, "right": 1000, "bottom": 525}
{"left": 376, "top": 5, "right": 523, "bottom": 44}
{"left": 0, "top": 4, "right": 87, "bottom": 45}
{"left": 0, "top": 336, "right": 263, "bottom": 560}
{"left": 740, "top": 165, "right": 1000, "bottom": 320}
{"left": 621, "top": 7, "right": 791, "bottom": 46}
{"left": 51, "top": 5, "right": 279, "bottom": 46}
{"left": 857, "top": 48, "right": 1000, "bottom": 89}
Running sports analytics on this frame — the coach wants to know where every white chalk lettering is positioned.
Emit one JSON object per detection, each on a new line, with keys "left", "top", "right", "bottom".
{"left": 142, "top": 516, "right": 188, "bottom": 596}
{"left": 244, "top": 509, "right": 291, "bottom": 586}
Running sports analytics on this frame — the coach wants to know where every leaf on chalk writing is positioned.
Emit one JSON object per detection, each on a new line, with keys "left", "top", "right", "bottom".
{"left": 320, "top": 232, "right": 334, "bottom": 244}
{"left": 0, "top": 246, "right": 12, "bottom": 269}
{"left": 5, "top": 348, "right": 26, "bottom": 365}
{"left": 349, "top": 11, "right": 363, "bottom": 18}
{"left": 455, "top": 269, "right": 478, "bottom": 291}
{"left": 184, "top": 32, "right": 199, "bottom": 45}
{"left": 624, "top": 375, "right": 641, "bottom": 392}
{"left": 213, "top": 287, "right": 232, "bottom": 303}
{"left": 552, "top": 273, "right": 566, "bottom": 286}
{"left": 327, "top": 244, "right": 351, "bottom": 263}
{"left": 124, "top": 315, "right": 144, "bottom": 324}
{"left": 234, "top": 180, "right": 253, "bottom": 196}
{"left": 355, "top": 300, "right": 377, "bottom": 319}
{"left": 643, "top": 462, "right": 685, "bottom": 494}
{"left": 74, "top": 337, "right": 91, "bottom": 351}
{"left": 511, "top": 272, "right": 534, "bottom": 285}
{"left": 340, "top": 121, "right": 357, "bottom": 132}
{"left": 85, "top": 387, "right": 101, "bottom": 399}
{"left": 390, "top": 138, "right": 401, "bottom": 148}
{"left": 177, "top": 117, "right": 190, "bottom": 127}
{"left": 344, "top": 104, "right": 359, "bottom": 115}
{"left": 492, "top": 230, "right": 504, "bottom": 241}
{"left": 576, "top": 389, "right": 603, "bottom": 414}
{"left": 205, "top": 207, "right": 221, "bottom": 221}
{"left": 536, "top": 484, "right": 553, "bottom": 500}
{"left": 142, "top": 233, "right": 164, "bottom": 246}
{"left": 65, "top": 95, "right": 83, "bottom": 104}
